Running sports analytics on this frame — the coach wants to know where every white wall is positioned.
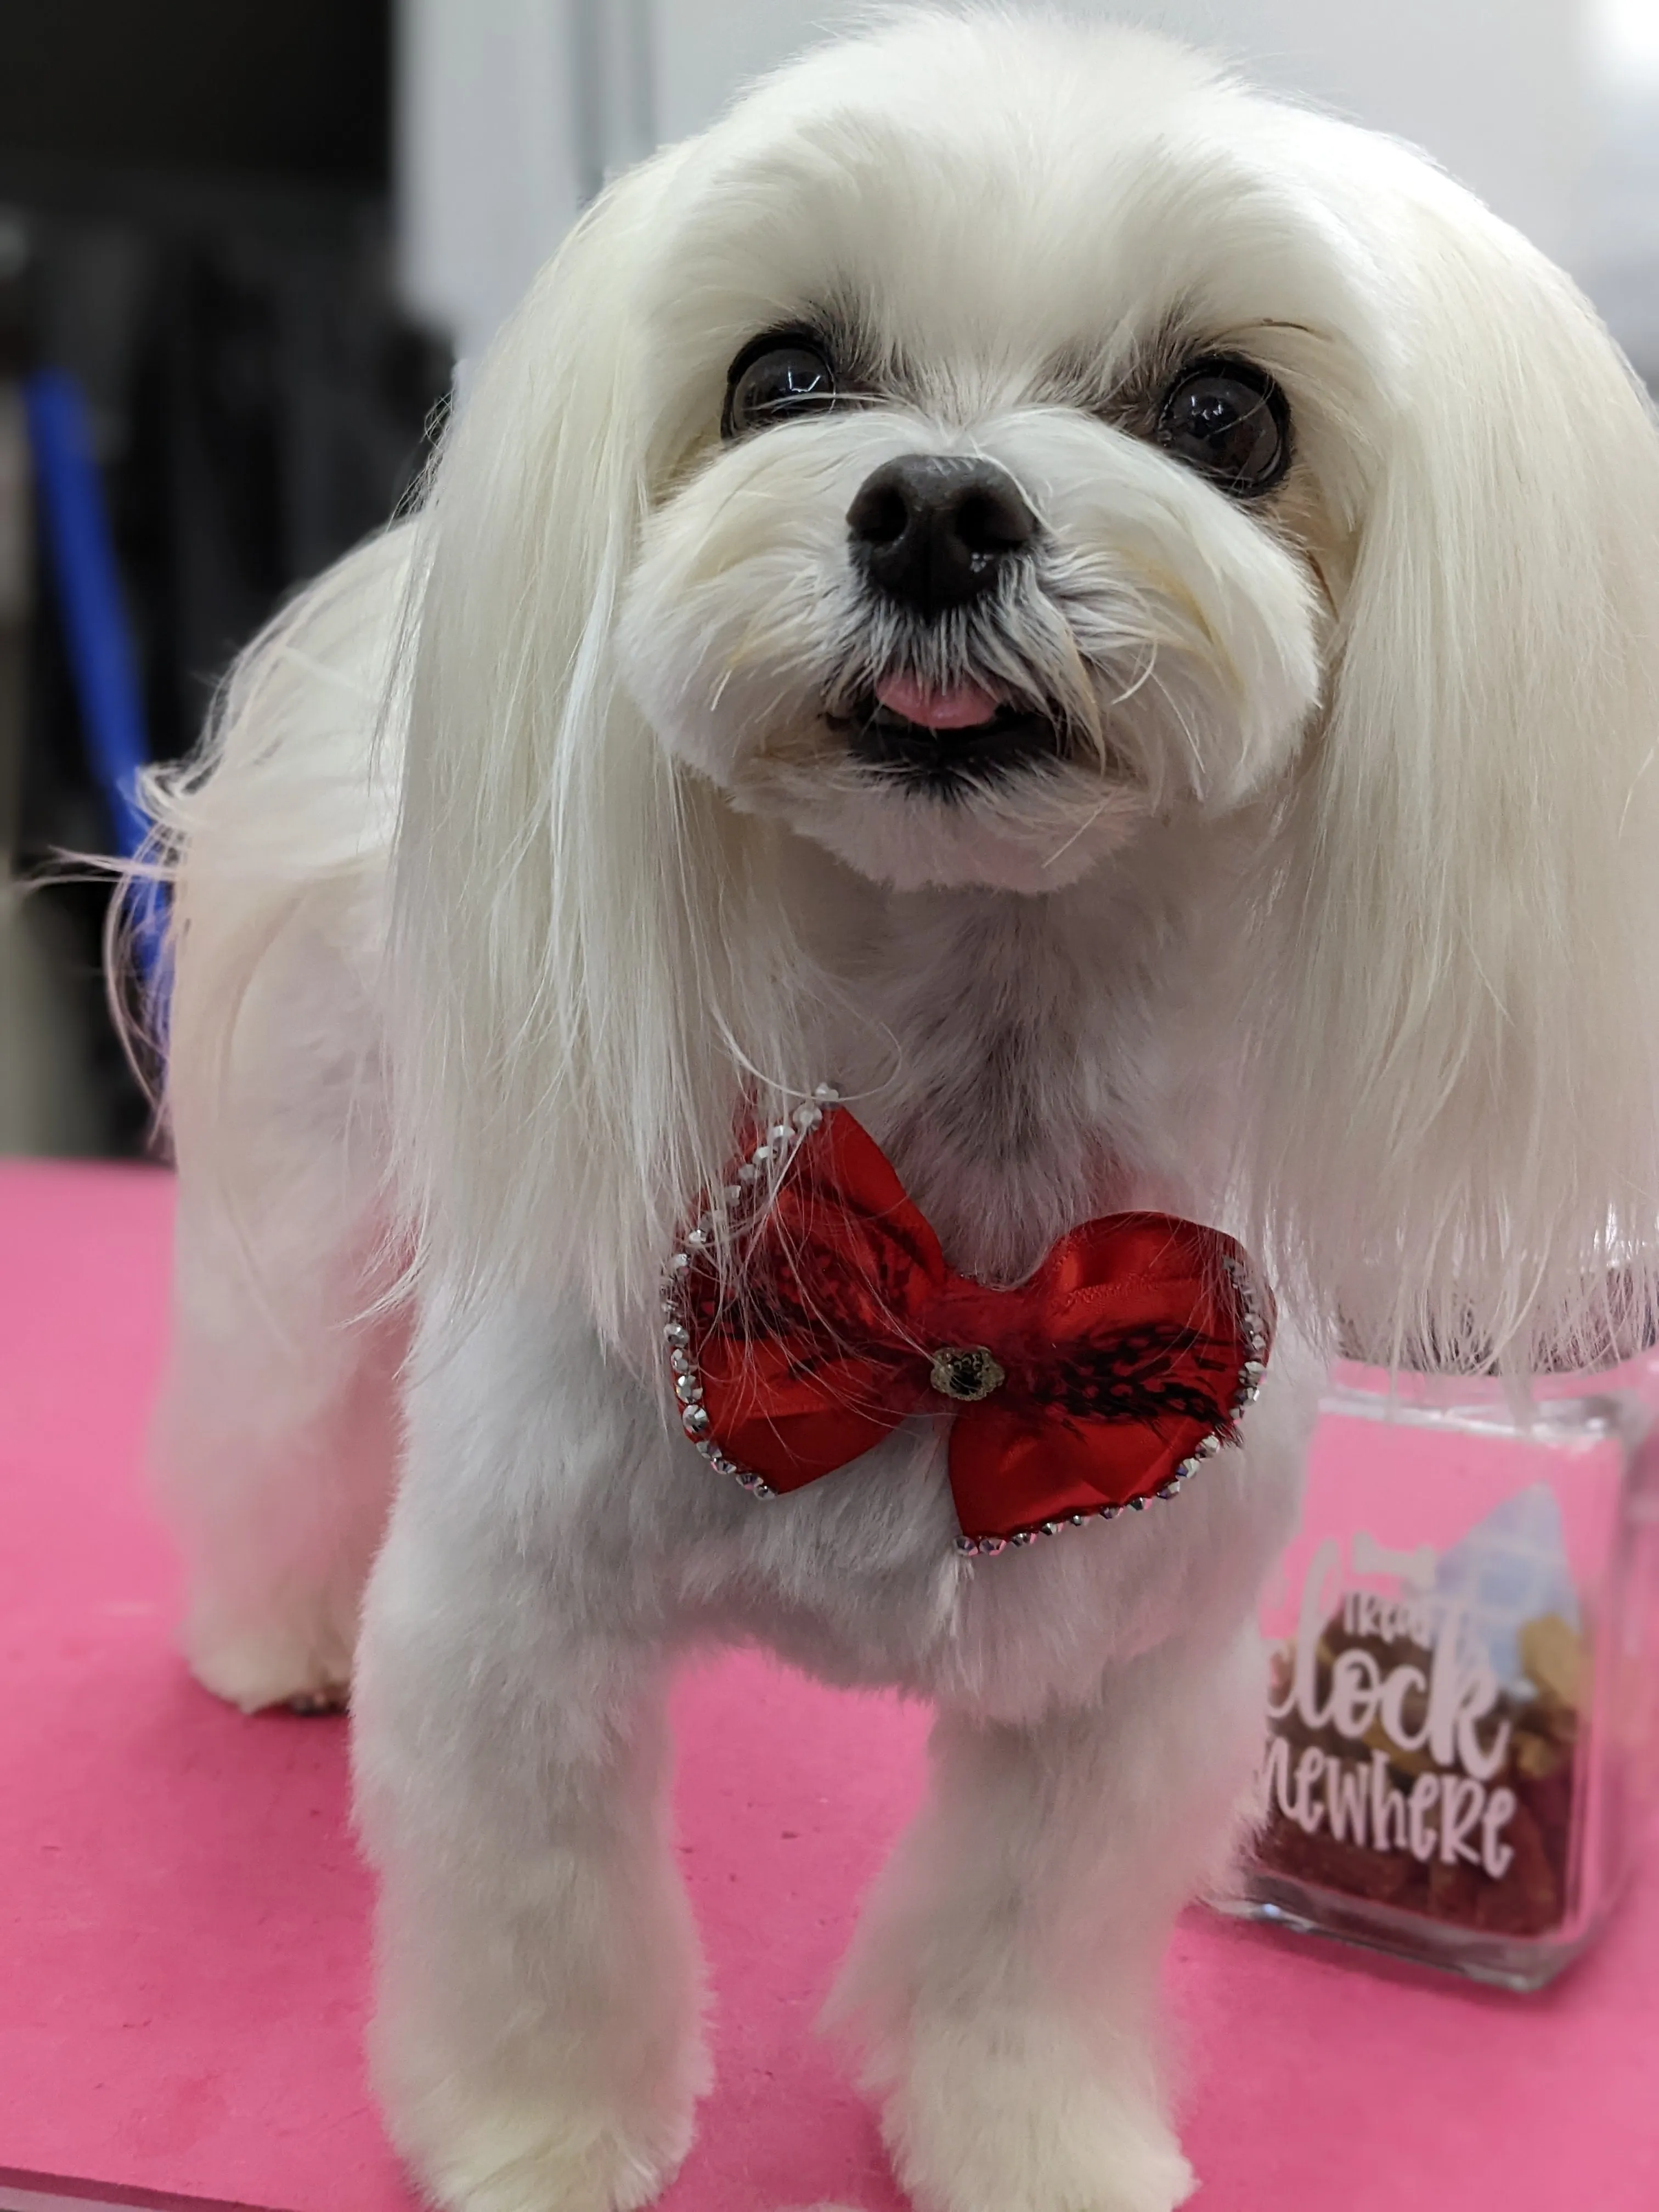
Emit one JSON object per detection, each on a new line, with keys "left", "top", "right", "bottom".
{"left": 398, "top": 0, "right": 673, "bottom": 375}
{"left": 398, "top": 0, "right": 1596, "bottom": 366}
{"left": 1131, "top": 0, "right": 1589, "bottom": 263}
{"left": 396, "top": 0, "right": 580, "bottom": 371}
{"left": 651, "top": 0, "right": 855, "bottom": 142}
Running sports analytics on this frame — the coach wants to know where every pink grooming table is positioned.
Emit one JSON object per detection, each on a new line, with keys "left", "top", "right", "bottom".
{"left": 2, "top": 1159, "right": 1657, "bottom": 2212}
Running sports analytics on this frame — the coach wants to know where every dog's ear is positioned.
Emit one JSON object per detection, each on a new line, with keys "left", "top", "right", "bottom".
{"left": 1244, "top": 177, "right": 1659, "bottom": 1372}
{"left": 391, "top": 158, "right": 798, "bottom": 1336}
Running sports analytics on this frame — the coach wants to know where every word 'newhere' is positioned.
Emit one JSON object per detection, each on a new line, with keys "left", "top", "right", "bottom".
{"left": 1263, "top": 1536, "right": 1517, "bottom": 1878}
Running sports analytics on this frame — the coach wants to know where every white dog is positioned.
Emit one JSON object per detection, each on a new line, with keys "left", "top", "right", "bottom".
{"left": 141, "top": 9, "right": 1659, "bottom": 2211}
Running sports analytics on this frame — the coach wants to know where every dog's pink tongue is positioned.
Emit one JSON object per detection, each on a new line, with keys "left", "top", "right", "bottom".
{"left": 876, "top": 673, "right": 1000, "bottom": 729}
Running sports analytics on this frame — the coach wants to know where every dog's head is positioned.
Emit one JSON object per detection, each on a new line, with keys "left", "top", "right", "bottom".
{"left": 396, "top": 8, "right": 1659, "bottom": 1368}
{"left": 616, "top": 22, "right": 1351, "bottom": 898}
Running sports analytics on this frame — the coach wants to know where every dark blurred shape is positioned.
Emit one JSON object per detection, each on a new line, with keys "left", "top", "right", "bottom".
{"left": 0, "top": 217, "right": 28, "bottom": 875}
{"left": 0, "top": 2, "right": 451, "bottom": 1156}
{"left": 0, "top": 0, "right": 389, "bottom": 187}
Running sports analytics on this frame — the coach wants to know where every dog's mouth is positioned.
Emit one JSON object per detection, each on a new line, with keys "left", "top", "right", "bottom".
{"left": 827, "top": 674, "right": 1070, "bottom": 801}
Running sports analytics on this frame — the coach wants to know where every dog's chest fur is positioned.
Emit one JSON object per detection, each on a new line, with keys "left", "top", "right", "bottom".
{"left": 802, "top": 856, "right": 1212, "bottom": 1285}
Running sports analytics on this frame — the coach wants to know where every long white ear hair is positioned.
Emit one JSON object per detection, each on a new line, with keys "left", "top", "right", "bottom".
{"left": 388, "top": 157, "right": 807, "bottom": 1342}
{"left": 1242, "top": 154, "right": 1659, "bottom": 1372}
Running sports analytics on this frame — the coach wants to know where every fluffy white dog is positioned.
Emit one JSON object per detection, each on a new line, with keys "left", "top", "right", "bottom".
{"left": 142, "top": 9, "right": 1659, "bottom": 2210}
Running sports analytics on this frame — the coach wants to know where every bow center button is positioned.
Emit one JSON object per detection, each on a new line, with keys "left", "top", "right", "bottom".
{"left": 929, "top": 1345, "right": 1006, "bottom": 1403}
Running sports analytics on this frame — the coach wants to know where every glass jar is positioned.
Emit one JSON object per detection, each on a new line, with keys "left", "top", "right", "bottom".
{"left": 1215, "top": 1359, "right": 1659, "bottom": 1989}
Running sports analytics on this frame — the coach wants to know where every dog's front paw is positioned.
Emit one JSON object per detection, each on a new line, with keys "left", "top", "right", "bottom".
{"left": 181, "top": 1619, "right": 352, "bottom": 1716}
{"left": 878, "top": 2011, "right": 1194, "bottom": 2212}
{"left": 183, "top": 1598, "right": 355, "bottom": 1713}
{"left": 390, "top": 2086, "right": 697, "bottom": 2212}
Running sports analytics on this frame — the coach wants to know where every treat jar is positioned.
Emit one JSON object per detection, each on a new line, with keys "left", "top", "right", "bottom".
{"left": 1216, "top": 1359, "right": 1659, "bottom": 1988}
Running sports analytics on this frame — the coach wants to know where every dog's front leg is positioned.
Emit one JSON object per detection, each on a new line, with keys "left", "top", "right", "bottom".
{"left": 351, "top": 1322, "right": 707, "bottom": 2212}
{"left": 829, "top": 1619, "right": 1267, "bottom": 2212}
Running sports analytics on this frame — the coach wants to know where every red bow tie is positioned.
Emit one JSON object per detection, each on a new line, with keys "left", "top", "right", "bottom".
{"left": 663, "top": 1097, "right": 1272, "bottom": 1555}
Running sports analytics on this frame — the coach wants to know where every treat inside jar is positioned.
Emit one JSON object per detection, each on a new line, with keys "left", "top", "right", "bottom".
{"left": 1250, "top": 1485, "right": 1585, "bottom": 1938}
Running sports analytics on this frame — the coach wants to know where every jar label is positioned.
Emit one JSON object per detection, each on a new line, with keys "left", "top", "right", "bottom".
{"left": 1251, "top": 1489, "right": 1583, "bottom": 1936}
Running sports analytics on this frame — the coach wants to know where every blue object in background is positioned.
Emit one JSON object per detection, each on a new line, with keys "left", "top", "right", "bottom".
{"left": 24, "top": 368, "right": 167, "bottom": 1006}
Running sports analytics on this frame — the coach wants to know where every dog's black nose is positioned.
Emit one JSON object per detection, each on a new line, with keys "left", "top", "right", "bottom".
{"left": 848, "top": 455, "right": 1036, "bottom": 617}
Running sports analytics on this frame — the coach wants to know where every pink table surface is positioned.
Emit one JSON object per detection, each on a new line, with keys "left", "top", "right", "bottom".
{"left": 2, "top": 1159, "right": 1657, "bottom": 2212}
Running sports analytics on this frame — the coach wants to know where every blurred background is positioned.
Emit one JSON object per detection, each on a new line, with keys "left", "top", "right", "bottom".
{"left": 2, "top": 0, "right": 1657, "bottom": 1158}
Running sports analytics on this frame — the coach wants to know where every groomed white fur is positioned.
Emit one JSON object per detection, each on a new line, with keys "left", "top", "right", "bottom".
{"left": 139, "top": 9, "right": 1659, "bottom": 2210}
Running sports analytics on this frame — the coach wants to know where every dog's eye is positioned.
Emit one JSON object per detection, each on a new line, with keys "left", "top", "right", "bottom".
{"left": 723, "top": 335, "right": 838, "bottom": 439}
{"left": 1154, "top": 357, "right": 1290, "bottom": 498}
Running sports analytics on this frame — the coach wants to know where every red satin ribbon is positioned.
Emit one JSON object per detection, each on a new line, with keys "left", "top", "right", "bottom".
{"left": 681, "top": 1108, "right": 1271, "bottom": 1545}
